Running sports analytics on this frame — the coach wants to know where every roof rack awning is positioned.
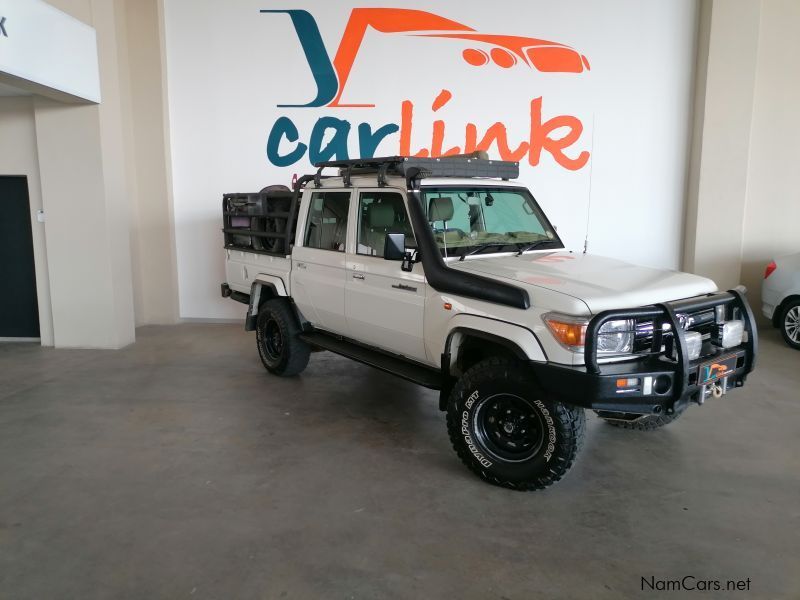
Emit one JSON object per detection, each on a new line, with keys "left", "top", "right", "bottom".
{"left": 313, "top": 155, "right": 519, "bottom": 181}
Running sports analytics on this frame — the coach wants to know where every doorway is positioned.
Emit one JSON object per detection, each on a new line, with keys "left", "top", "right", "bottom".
{"left": 0, "top": 176, "right": 40, "bottom": 339}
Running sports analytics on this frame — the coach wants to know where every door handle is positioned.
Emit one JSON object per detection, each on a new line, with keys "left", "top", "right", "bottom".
{"left": 391, "top": 283, "right": 417, "bottom": 292}
{"left": 296, "top": 262, "right": 307, "bottom": 269}
{"left": 352, "top": 273, "right": 365, "bottom": 280}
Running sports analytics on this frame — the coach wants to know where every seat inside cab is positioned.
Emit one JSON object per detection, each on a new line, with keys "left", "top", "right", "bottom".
{"left": 358, "top": 193, "right": 415, "bottom": 257}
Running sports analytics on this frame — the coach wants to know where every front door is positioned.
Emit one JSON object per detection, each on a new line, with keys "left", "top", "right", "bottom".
{"left": 345, "top": 189, "right": 427, "bottom": 362}
{"left": 0, "top": 176, "right": 39, "bottom": 339}
{"left": 290, "top": 189, "right": 352, "bottom": 335}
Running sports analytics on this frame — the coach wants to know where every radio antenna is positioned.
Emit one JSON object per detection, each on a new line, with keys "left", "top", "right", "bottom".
{"left": 583, "top": 113, "right": 596, "bottom": 254}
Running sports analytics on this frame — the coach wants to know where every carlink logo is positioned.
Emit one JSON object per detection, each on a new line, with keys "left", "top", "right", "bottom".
{"left": 263, "top": 7, "right": 591, "bottom": 171}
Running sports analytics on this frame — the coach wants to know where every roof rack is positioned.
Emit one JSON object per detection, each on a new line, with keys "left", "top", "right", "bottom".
{"left": 313, "top": 154, "right": 519, "bottom": 187}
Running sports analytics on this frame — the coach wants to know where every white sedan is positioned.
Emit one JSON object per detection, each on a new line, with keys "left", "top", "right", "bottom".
{"left": 763, "top": 252, "right": 800, "bottom": 349}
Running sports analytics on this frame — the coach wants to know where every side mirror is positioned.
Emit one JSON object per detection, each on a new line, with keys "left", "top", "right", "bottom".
{"left": 384, "top": 233, "right": 414, "bottom": 272}
{"left": 384, "top": 232, "right": 406, "bottom": 261}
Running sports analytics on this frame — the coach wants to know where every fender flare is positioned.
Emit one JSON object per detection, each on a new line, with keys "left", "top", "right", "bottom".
{"left": 443, "top": 314, "right": 547, "bottom": 369}
{"left": 245, "top": 276, "right": 288, "bottom": 331}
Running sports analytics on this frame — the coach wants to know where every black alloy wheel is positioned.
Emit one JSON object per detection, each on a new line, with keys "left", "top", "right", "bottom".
{"left": 473, "top": 394, "right": 545, "bottom": 462}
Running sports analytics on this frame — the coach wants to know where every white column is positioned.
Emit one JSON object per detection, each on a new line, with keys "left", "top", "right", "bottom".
{"left": 683, "top": 0, "right": 761, "bottom": 291}
{"left": 32, "top": 0, "right": 136, "bottom": 348}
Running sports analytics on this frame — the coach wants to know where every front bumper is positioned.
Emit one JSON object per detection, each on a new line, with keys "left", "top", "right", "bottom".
{"left": 530, "top": 288, "right": 758, "bottom": 415}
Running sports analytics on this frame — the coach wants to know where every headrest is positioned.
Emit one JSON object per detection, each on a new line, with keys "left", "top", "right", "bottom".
{"left": 367, "top": 202, "right": 395, "bottom": 228}
{"left": 428, "top": 196, "right": 454, "bottom": 221}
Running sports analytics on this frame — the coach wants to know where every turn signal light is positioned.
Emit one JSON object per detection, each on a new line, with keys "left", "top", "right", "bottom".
{"left": 616, "top": 378, "right": 639, "bottom": 388}
{"left": 544, "top": 317, "right": 587, "bottom": 349}
{"left": 764, "top": 261, "right": 777, "bottom": 279}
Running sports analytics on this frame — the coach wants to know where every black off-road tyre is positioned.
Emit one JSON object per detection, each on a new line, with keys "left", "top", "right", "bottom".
{"left": 778, "top": 299, "right": 800, "bottom": 350}
{"left": 445, "top": 357, "right": 585, "bottom": 491}
{"left": 595, "top": 404, "right": 687, "bottom": 431}
{"left": 256, "top": 299, "right": 310, "bottom": 376}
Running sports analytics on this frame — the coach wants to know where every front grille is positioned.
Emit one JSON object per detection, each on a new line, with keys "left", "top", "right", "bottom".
{"left": 633, "top": 307, "right": 727, "bottom": 359}
{"left": 584, "top": 289, "right": 754, "bottom": 377}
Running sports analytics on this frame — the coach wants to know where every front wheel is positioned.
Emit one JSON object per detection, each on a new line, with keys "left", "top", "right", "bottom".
{"left": 445, "top": 358, "right": 585, "bottom": 491}
{"left": 256, "top": 299, "right": 310, "bottom": 376}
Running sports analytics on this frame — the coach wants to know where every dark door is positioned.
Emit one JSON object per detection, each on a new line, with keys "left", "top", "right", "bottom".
{"left": 0, "top": 176, "right": 40, "bottom": 338}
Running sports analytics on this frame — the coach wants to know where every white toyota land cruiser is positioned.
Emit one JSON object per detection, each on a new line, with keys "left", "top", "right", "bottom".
{"left": 221, "top": 155, "right": 758, "bottom": 491}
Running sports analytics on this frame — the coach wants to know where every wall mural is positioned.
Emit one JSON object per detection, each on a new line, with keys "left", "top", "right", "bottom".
{"left": 164, "top": 0, "right": 696, "bottom": 319}
{"left": 263, "top": 8, "right": 590, "bottom": 171}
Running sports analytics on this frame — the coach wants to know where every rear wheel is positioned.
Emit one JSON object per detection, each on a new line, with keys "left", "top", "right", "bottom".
{"left": 779, "top": 299, "right": 800, "bottom": 350}
{"left": 446, "top": 357, "right": 585, "bottom": 491}
{"left": 256, "top": 299, "right": 310, "bottom": 376}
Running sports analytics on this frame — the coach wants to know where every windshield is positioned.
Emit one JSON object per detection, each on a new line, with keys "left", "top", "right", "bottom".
{"left": 421, "top": 187, "right": 562, "bottom": 258}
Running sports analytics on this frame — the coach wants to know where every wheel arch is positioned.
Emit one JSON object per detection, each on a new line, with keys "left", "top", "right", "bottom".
{"left": 245, "top": 276, "right": 289, "bottom": 331}
{"left": 443, "top": 315, "right": 547, "bottom": 377}
{"left": 773, "top": 293, "right": 800, "bottom": 329}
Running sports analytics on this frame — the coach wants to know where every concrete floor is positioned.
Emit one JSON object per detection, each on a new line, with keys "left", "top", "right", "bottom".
{"left": 0, "top": 324, "right": 798, "bottom": 599}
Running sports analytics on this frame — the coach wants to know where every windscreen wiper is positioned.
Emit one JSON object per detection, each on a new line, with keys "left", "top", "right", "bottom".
{"left": 459, "top": 242, "right": 515, "bottom": 261}
{"left": 516, "top": 239, "right": 560, "bottom": 255}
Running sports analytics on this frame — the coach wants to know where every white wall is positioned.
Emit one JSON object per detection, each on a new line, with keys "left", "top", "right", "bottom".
{"left": 683, "top": 0, "right": 800, "bottom": 317}
{"left": 19, "top": 0, "right": 179, "bottom": 341}
{"left": 24, "top": 0, "right": 138, "bottom": 349}
{"left": 34, "top": 97, "right": 136, "bottom": 348}
{"left": 683, "top": 0, "right": 761, "bottom": 292}
{"left": 164, "top": 0, "right": 698, "bottom": 319}
{"left": 741, "top": 0, "right": 800, "bottom": 309}
{"left": 118, "top": 0, "right": 180, "bottom": 325}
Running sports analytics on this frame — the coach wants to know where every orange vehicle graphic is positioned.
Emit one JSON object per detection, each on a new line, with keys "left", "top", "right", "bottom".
{"left": 702, "top": 362, "right": 733, "bottom": 382}
{"left": 264, "top": 8, "right": 590, "bottom": 108}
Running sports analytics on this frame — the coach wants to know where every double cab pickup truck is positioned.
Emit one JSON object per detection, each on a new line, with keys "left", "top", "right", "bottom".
{"left": 221, "top": 154, "right": 757, "bottom": 491}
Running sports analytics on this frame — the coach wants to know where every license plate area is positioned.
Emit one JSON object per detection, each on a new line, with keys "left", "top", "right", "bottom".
{"left": 699, "top": 354, "right": 738, "bottom": 384}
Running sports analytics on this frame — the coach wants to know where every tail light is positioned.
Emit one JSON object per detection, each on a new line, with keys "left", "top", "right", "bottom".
{"left": 764, "top": 261, "right": 777, "bottom": 279}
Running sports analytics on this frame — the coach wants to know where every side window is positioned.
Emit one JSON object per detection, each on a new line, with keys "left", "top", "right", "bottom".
{"left": 304, "top": 191, "right": 350, "bottom": 252}
{"left": 356, "top": 192, "right": 416, "bottom": 257}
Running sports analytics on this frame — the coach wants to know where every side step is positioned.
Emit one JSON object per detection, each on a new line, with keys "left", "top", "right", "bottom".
{"left": 299, "top": 331, "right": 443, "bottom": 390}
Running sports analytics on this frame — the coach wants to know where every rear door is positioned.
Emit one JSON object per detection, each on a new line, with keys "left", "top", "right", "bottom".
{"left": 345, "top": 188, "right": 428, "bottom": 362}
{"left": 291, "top": 189, "right": 352, "bottom": 334}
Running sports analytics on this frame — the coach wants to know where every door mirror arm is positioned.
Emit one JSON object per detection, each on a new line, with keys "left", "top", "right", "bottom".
{"left": 401, "top": 251, "right": 414, "bottom": 272}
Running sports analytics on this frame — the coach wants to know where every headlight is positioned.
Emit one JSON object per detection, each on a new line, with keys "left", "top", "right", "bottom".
{"left": 543, "top": 314, "right": 634, "bottom": 355}
{"left": 597, "top": 319, "right": 634, "bottom": 354}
